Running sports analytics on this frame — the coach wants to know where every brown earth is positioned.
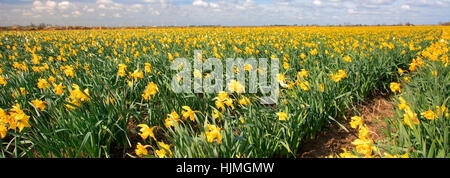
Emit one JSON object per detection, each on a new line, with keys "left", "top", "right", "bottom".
{"left": 298, "top": 96, "right": 394, "bottom": 158}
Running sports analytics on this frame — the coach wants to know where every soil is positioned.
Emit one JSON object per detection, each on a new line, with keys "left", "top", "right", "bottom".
{"left": 298, "top": 96, "right": 394, "bottom": 158}
{"left": 109, "top": 118, "right": 140, "bottom": 158}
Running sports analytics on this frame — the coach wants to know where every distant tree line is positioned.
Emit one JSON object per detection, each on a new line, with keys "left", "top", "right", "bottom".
{"left": 439, "top": 22, "right": 450, "bottom": 26}
{"left": 3, "top": 21, "right": 450, "bottom": 31}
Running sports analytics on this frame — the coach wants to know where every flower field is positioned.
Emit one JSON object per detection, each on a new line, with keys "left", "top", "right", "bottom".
{"left": 0, "top": 26, "right": 448, "bottom": 158}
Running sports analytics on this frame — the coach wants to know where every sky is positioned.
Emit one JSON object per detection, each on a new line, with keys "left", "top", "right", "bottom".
{"left": 0, "top": 0, "right": 449, "bottom": 26}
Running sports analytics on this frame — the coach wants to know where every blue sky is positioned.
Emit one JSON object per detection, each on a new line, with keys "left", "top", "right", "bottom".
{"left": 0, "top": 0, "right": 449, "bottom": 26}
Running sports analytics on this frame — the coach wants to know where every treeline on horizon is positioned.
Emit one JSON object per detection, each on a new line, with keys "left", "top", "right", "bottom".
{"left": 1, "top": 21, "right": 449, "bottom": 31}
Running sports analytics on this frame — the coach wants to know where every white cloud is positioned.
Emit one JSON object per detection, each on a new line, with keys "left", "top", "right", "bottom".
{"left": 313, "top": 0, "right": 322, "bottom": 6}
{"left": 209, "top": 2, "right": 219, "bottom": 9}
{"left": 58, "top": 1, "right": 71, "bottom": 10}
{"left": 235, "top": 0, "right": 255, "bottom": 10}
{"left": 132, "top": 4, "right": 143, "bottom": 9}
{"left": 127, "top": 4, "right": 144, "bottom": 13}
{"left": 83, "top": 5, "right": 95, "bottom": 13}
{"left": 32, "top": 0, "right": 57, "bottom": 13}
{"left": 72, "top": 10, "right": 81, "bottom": 17}
{"left": 97, "top": 0, "right": 121, "bottom": 10}
{"left": 358, "top": 0, "right": 396, "bottom": 9}
{"left": 193, "top": 0, "right": 209, "bottom": 8}
{"left": 400, "top": 4, "right": 410, "bottom": 10}
{"left": 97, "top": 0, "right": 113, "bottom": 4}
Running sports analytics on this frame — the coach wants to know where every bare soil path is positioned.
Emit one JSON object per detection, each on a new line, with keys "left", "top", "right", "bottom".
{"left": 298, "top": 96, "right": 394, "bottom": 158}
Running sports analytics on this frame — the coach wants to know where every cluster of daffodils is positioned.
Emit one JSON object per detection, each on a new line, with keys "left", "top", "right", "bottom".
{"left": 31, "top": 99, "right": 47, "bottom": 111}
{"left": 0, "top": 104, "right": 31, "bottom": 139}
{"left": 396, "top": 97, "right": 448, "bottom": 129}
{"left": 206, "top": 124, "right": 222, "bottom": 144}
{"left": 277, "top": 73, "right": 291, "bottom": 89}
{"left": 343, "top": 55, "right": 352, "bottom": 62}
{"left": 37, "top": 78, "right": 51, "bottom": 90}
{"left": 213, "top": 90, "right": 251, "bottom": 121}
{"left": 135, "top": 106, "right": 216, "bottom": 158}
{"left": 12, "top": 61, "right": 28, "bottom": 72}
{"left": 333, "top": 116, "right": 408, "bottom": 158}
{"left": 329, "top": 70, "right": 347, "bottom": 83}
{"left": 215, "top": 91, "right": 235, "bottom": 111}
{"left": 164, "top": 111, "right": 181, "bottom": 128}
{"left": 0, "top": 75, "right": 7, "bottom": 86}
{"left": 396, "top": 97, "right": 420, "bottom": 128}
{"left": 65, "top": 84, "right": 90, "bottom": 110}
{"left": 129, "top": 69, "right": 143, "bottom": 81}
{"left": 134, "top": 123, "right": 174, "bottom": 158}
{"left": 390, "top": 38, "right": 449, "bottom": 129}
{"left": 142, "top": 82, "right": 159, "bottom": 100}
{"left": 61, "top": 65, "right": 75, "bottom": 78}
{"left": 339, "top": 116, "right": 377, "bottom": 158}
{"left": 164, "top": 106, "right": 199, "bottom": 128}
{"left": 296, "top": 69, "right": 310, "bottom": 91}
{"left": 421, "top": 106, "right": 448, "bottom": 121}
{"left": 117, "top": 64, "right": 127, "bottom": 77}
{"left": 227, "top": 80, "right": 245, "bottom": 93}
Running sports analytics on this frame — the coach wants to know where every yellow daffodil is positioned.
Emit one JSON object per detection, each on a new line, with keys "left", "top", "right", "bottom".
{"left": 350, "top": 116, "right": 363, "bottom": 129}
{"left": 53, "top": 83, "right": 65, "bottom": 95}
{"left": 298, "top": 81, "right": 310, "bottom": 91}
{"left": 0, "top": 76, "right": 6, "bottom": 86}
{"left": 358, "top": 124, "right": 370, "bottom": 140}
{"left": 205, "top": 124, "right": 222, "bottom": 144}
{"left": 330, "top": 70, "right": 347, "bottom": 82}
{"left": 213, "top": 109, "right": 221, "bottom": 120}
{"left": 403, "top": 106, "right": 419, "bottom": 128}
{"left": 37, "top": 78, "right": 50, "bottom": 89}
{"left": 276, "top": 111, "right": 288, "bottom": 121}
{"left": 297, "top": 69, "right": 308, "bottom": 78}
{"left": 319, "top": 84, "right": 325, "bottom": 92}
{"left": 421, "top": 110, "right": 436, "bottom": 121}
{"left": 135, "top": 143, "right": 148, "bottom": 158}
{"left": 339, "top": 148, "right": 359, "bottom": 158}
{"left": 227, "top": 80, "right": 245, "bottom": 93}
{"left": 31, "top": 99, "right": 46, "bottom": 111}
{"left": 239, "top": 96, "right": 250, "bottom": 106}
{"left": 130, "top": 69, "right": 143, "bottom": 81}
{"left": 9, "top": 104, "right": 31, "bottom": 132}
{"left": 343, "top": 55, "right": 352, "bottom": 62}
{"left": 144, "top": 63, "right": 152, "bottom": 73}
{"left": 118, "top": 64, "right": 127, "bottom": 77}
{"left": 165, "top": 111, "right": 180, "bottom": 128}
{"left": 138, "top": 124, "right": 156, "bottom": 141}
{"left": 0, "top": 123, "right": 7, "bottom": 139}
{"left": 390, "top": 82, "right": 401, "bottom": 93}
{"left": 157, "top": 141, "right": 172, "bottom": 157}
{"left": 181, "top": 106, "right": 196, "bottom": 121}
{"left": 142, "top": 82, "right": 159, "bottom": 100}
